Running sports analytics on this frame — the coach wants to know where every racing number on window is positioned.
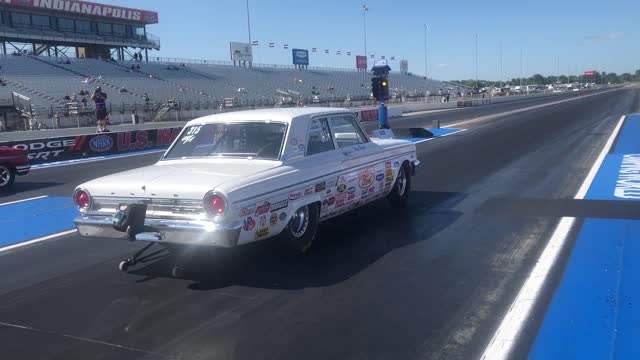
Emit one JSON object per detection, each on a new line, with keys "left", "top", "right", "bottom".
{"left": 181, "top": 125, "right": 202, "bottom": 144}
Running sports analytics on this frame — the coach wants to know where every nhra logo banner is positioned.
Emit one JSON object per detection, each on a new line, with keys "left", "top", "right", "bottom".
{"left": 292, "top": 49, "right": 309, "bottom": 66}
{"left": 0, "top": 127, "right": 181, "bottom": 165}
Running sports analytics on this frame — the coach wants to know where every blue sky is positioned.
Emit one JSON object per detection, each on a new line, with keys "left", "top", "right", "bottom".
{"left": 101, "top": 0, "right": 639, "bottom": 80}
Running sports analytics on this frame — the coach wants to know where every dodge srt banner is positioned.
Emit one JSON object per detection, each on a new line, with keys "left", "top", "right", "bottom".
{"left": 0, "top": 127, "right": 181, "bottom": 165}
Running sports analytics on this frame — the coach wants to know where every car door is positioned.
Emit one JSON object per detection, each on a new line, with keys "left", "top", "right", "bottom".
{"left": 326, "top": 114, "right": 385, "bottom": 209}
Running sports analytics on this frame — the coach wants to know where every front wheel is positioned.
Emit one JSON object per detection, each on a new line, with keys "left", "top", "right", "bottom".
{"left": 387, "top": 163, "right": 411, "bottom": 207}
{"left": 0, "top": 164, "right": 15, "bottom": 192}
{"left": 281, "top": 203, "right": 319, "bottom": 254}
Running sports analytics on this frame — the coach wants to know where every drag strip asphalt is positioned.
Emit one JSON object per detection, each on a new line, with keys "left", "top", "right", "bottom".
{"left": 0, "top": 87, "right": 636, "bottom": 360}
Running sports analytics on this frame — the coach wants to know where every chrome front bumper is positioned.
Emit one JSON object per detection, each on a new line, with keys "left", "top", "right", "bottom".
{"left": 74, "top": 215, "right": 242, "bottom": 247}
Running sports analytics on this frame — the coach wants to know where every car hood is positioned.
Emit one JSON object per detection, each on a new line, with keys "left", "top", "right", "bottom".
{"left": 81, "top": 159, "right": 281, "bottom": 199}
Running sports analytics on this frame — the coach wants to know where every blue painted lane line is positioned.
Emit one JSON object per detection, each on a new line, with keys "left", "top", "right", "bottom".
{"left": 530, "top": 114, "right": 640, "bottom": 359}
{"left": 0, "top": 196, "right": 78, "bottom": 248}
{"left": 611, "top": 114, "right": 640, "bottom": 154}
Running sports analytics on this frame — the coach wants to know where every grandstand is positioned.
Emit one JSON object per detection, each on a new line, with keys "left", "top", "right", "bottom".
{"left": 0, "top": 0, "right": 451, "bottom": 131}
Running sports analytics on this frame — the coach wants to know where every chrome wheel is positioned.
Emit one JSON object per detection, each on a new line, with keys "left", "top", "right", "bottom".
{"left": 290, "top": 205, "right": 309, "bottom": 238}
{"left": 395, "top": 166, "right": 407, "bottom": 196}
{"left": 0, "top": 165, "right": 10, "bottom": 187}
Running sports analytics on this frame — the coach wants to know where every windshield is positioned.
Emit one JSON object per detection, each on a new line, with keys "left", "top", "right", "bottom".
{"left": 163, "top": 122, "right": 287, "bottom": 160}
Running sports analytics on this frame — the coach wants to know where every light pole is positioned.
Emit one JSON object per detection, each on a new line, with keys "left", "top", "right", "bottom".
{"left": 520, "top": 48, "right": 523, "bottom": 88}
{"left": 475, "top": 33, "right": 478, "bottom": 90}
{"left": 362, "top": 5, "right": 368, "bottom": 59}
{"left": 424, "top": 24, "right": 429, "bottom": 93}
{"left": 499, "top": 40, "right": 503, "bottom": 88}
{"left": 246, "top": 0, "right": 252, "bottom": 66}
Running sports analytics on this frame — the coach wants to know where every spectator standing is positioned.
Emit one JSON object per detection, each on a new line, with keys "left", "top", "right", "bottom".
{"left": 91, "top": 86, "right": 108, "bottom": 133}
{"left": 54, "top": 112, "right": 61, "bottom": 128}
{"left": 63, "top": 93, "right": 71, "bottom": 101}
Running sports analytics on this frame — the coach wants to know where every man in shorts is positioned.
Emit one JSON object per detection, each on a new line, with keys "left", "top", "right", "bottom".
{"left": 91, "top": 86, "right": 108, "bottom": 132}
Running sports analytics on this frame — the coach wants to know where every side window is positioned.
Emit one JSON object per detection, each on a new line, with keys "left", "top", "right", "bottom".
{"left": 328, "top": 115, "right": 368, "bottom": 148}
{"left": 306, "top": 118, "right": 335, "bottom": 155}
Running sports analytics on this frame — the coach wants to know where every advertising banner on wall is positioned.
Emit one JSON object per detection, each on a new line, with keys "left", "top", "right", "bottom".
{"left": 584, "top": 70, "right": 597, "bottom": 76}
{"left": 356, "top": 55, "right": 368, "bottom": 70}
{"left": 230, "top": 42, "right": 253, "bottom": 62}
{"left": 292, "top": 49, "right": 310, "bottom": 65}
{"left": 0, "top": 127, "right": 182, "bottom": 165}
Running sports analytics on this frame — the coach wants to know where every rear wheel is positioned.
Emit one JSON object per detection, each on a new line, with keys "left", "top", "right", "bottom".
{"left": 281, "top": 204, "right": 319, "bottom": 254}
{"left": 387, "top": 163, "right": 411, "bottom": 207}
{"left": 0, "top": 164, "right": 15, "bottom": 192}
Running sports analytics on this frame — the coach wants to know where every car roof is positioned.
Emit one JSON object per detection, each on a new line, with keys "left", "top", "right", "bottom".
{"left": 185, "top": 107, "right": 353, "bottom": 126}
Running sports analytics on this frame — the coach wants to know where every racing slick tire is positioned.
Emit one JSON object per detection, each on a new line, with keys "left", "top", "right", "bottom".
{"left": 387, "top": 162, "right": 411, "bottom": 208}
{"left": 0, "top": 164, "right": 15, "bottom": 192}
{"left": 281, "top": 203, "right": 319, "bottom": 254}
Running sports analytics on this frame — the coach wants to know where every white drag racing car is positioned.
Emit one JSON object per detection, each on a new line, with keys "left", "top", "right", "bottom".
{"left": 73, "top": 108, "right": 420, "bottom": 274}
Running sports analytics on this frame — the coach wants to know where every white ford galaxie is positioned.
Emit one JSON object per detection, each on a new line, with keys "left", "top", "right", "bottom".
{"left": 73, "top": 108, "right": 420, "bottom": 273}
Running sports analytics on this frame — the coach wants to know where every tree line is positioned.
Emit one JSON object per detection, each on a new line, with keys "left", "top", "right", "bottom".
{"left": 451, "top": 69, "right": 640, "bottom": 88}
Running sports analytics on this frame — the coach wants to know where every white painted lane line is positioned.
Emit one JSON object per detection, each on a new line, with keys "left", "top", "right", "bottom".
{"left": 0, "top": 321, "right": 176, "bottom": 359}
{"left": 29, "top": 149, "right": 165, "bottom": 171}
{"left": 444, "top": 89, "right": 619, "bottom": 129}
{"left": 481, "top": 115, "right": 627, "bottom": 360}
{"left": 0, "top": 195, "right": 48, "bottom": 207}
{"left": 0, "top": 229, "right": 76, "bottom": 253}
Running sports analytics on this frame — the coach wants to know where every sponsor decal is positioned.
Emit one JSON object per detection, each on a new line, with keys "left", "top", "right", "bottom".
{"left": 353, "top": 144, "right": 366, "bottom": 151}
{"left": 270, "top": 212, "right": 278, "bottom": 226}
{"left": 270, "top": 199, "right": 289, "bottom": 212}
{"left": 368, "top": 186, "right": 375, "bottom": 194}
{"left": 304, "top": 186, "right": 314, "bottom": 195}
{"left": 255, "top": 201, "right": 270, "bottom": 216}
{"left": 375, "top": 173, "right": 384, "bottom": 181}
{"left": 393, "top": 161, "right": 400, "bottom": 168}
{"left": 259, "top": 214, "right": 267, "bottom": 227}
{"left": 361, "top": 189, "right": 368, "bottom": 199}
{"left": 358, "top": 170, "right": 374, "bottom": 189}
{"left": 322, "top": 196, "right": 336, "bottom": 206}
{"left": 347, "top": 186, "right": 356, "bottom": 194}
{"left": 88, "top": 135, "right": 114, "bottom": 152}
{"left": 255, "top": 227, "right": 269, "bottom": 239}
{"left": 325, "top": 188, "right": 332, "bottom": 195}
{"left": 298, "top": 144, "right": 306, "bottom": 152}
{"left": 279, "top": 212, "right": 287, "bottom": 222}
{"left": 290, "top": 138, "right": 298, "bottom": 146}
{"left": 315, "top": 182, "right": 326, "bottom": 192}
{"left": 337, "top": 183, "right": 346, "bottom": 193}
{"left": 240, "top": 206, "right": 255, "bottom": 216}
{"left": 289, "top": 191, "right": 302, "bottom": 200}
{"left": 335, "top": 193, "right": 346, "bottom": 207}
{"left": 243, "top": 217, "right": 256, "bottom": 231}
{"left": 347, "top": 193, "right": 356, "bottom": 201}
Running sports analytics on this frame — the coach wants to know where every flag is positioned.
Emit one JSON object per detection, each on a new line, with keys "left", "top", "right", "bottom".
{"left": 381, "top": 56, "right": 385, "bottom": 59}
{"left": 347, "top": 51, "right": 351, "bottom": 56}
{"left": 312, "top": 48, "right": 317, "bottom": 52}
{"left": 284, "top": 44, "right": 289, "bottom": 49}
{"left": 370, "top": 54, "right": 375, "bottom": 58}
{"left": 390, "top": 56, "right": 395, "bottom": 60}
{"left": 251, "top": 41, "right": 259, "bottom": 46}
{"left": 268, "top": 43, "right": 275, "bottom": 48}
{"left": 336, "top": 50, "right": 341, "bottom": 55}
{"left": 324, "top": 49, "right": 329, "bottom": 54}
